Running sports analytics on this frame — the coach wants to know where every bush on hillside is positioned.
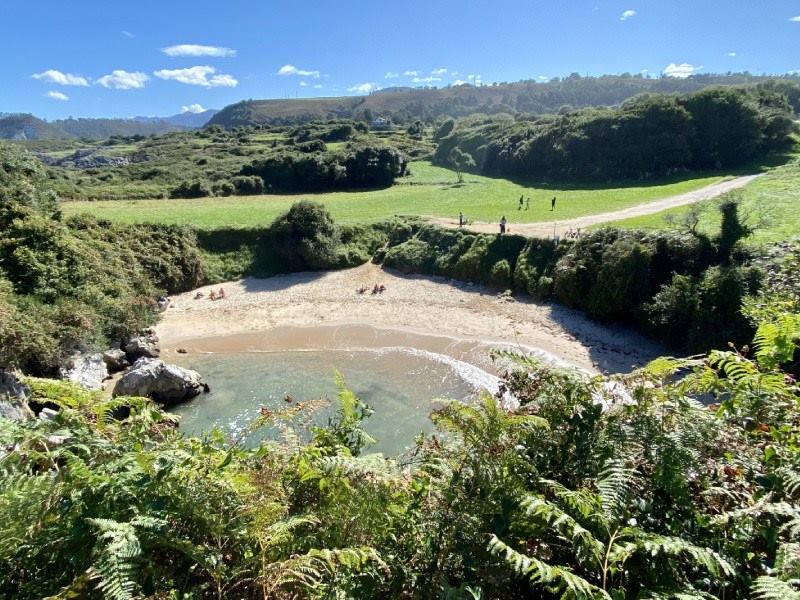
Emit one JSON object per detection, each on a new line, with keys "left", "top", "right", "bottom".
{"left": 169, "top": 180, "right": 212, "bottom": 199}
{"left": 269, "top": 201, "right": 341, "bottom": 271}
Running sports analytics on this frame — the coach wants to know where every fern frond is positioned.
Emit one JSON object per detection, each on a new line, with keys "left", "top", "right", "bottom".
{"left": 596, "top": 459, "right": 640, "bottom": 522}
{"left": 751, "top": 575, "right": 800, "bottom": 600}
{"left": 488, "top": 534, "right": 610, "bottom": 599}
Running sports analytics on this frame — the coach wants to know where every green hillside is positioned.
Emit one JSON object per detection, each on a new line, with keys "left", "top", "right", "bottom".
{"left": 209, "top": 73, "right": 798, "bottom": 127}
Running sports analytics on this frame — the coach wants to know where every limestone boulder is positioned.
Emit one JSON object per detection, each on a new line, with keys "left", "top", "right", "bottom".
{"left": 113, "top": 358, "right": 206, "bottom": 405}
{"left": 0, "top": 370, "right": 33, "bottom": 421}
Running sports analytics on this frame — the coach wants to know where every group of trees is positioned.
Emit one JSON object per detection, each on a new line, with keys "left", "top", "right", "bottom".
{"left": 240, "top": 142, "right": 407, "bottom": 192}
{"left": 435, "top": 85, "right": 797, "bottom": 181}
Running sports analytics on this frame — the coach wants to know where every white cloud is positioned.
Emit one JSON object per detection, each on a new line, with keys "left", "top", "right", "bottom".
{"left": 154, "top": 66, "right": 238, "bottom": 87}
{"left": 403, "top": 70, "right": 419, "bottom": 76}
{"left": 181, "top": 103, "right": 206, "bottom": 114}
{"left": 385, "top": 71, "right": 399, "bottom": 79}
{"left": 412, "top": 76, "right": 442, "bottom": 84}
{"left": 452, "top": 79, "right": 467, "bottom": 86}
{"left": 96, "top": 70, "right": 149, "bottom": 89}
{"left": 662, "top": 62, "right": 702, "bottom": 78}
{"left": 299, "top": 81, "right": 308, "bottom": 87}
{"left": 32, "top": 69, "right": 89, "bottom": 86}
{"left": 277, "top": 64, "right": 320, "bottom": 78}
{"left": 537, "top": 75, "right": 549, "bottom": 81}
{"left": 620, "top": 9, "right": 636, "bottom": 20}
{"left": 347, "top": 82, "right": 378, "bottom": 94}
{"left": 121, "top": 30, "right": 135, "bottom": 38}
{"left": 728, "top": 52, "right": 737, "bottom": 57}
{"left": 162, "top": 44, "right": 236, "bottom": 57}
{"left": 431, "top": 67, "right": 448, "bottom": 76}
{"left": 45, "top": 91, "right": 69, "bottom": 101}
{"left": 313, "top": 84, "right": 323, "bottom": 89}
{"left": 790, "top": 16, "right": 800, "bottom": 22}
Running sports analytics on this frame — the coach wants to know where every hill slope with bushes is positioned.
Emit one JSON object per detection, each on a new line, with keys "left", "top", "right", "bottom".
{"left": 210, "top": 73, "right": 800, "bottom": 127}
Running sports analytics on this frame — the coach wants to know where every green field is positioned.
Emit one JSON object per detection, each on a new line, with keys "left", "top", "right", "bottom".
{"left": 603, "top": 156, "right": 800, "bottom": 244}
{"left": 63, "top": 161, "right": 733, "bottom": 230}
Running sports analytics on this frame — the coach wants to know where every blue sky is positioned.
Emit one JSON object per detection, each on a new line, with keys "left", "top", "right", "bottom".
{"left": 2, "top": 0, "right": 799, "bottom": 119}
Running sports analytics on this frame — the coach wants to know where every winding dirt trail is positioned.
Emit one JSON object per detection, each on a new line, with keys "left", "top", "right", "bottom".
{"left": 427, "top": 174, "right": 760, "bottom": 237}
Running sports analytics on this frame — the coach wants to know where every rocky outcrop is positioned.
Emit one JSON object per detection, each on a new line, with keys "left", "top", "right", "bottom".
{"left": 60, "top": 353, "right": 108, "bottom": 390}
{"left": 102, "top": 348, "right": 130, "bottom": 372}
{"left": 0, "top": 370, "right": 33, "bottom": 421}
{"left": 122, "top": 329, "right": 160, "bottom": 361}
{"left": 112, "top": 358, "right": 206, "bottom": 405}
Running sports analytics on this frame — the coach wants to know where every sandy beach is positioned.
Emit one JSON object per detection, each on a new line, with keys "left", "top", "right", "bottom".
{"left": 156, "top": 263, "right": 665, "bottom": 375}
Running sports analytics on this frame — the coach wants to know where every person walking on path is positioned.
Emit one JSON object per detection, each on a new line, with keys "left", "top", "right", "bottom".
{"left": 551, "top": 196, "right": 557, "bottom": 211}
{"left": 458, "top": 211, "right": 464, "bottom": 227}
{"left": 499, "top": 215, "right": 507, "bottom": 234}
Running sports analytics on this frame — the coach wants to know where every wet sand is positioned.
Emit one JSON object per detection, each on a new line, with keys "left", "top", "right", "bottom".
{"left": 157, "top": 263, "right": 665, "bottom": 375}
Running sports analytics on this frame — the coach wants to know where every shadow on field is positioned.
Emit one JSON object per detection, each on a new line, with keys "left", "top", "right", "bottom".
{"left": 459, "top": 150, "right": 797, "bottom": 193}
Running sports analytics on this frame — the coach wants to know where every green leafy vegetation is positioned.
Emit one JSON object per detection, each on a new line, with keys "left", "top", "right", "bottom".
{"left": 604, "top": 153, "right": 800, "bottom": 245}
{"left": 3, "top": 317, "right": 800, "bottom": 598}
{"left": 435, "top": 86, "right": 796, "bottom": 181}
{"left": 208, "top": 73, "right": 799, "bottom": 127}
{"left": 61, "top": 160, "right": 730, "bottom": 229}
{"left": 28, "top": 121, "right": 421, "bottom": 201}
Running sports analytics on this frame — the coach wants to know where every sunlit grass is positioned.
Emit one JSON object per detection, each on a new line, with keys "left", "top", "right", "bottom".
{"left": 63, "top": 161, "right": 734, "bottom": 230}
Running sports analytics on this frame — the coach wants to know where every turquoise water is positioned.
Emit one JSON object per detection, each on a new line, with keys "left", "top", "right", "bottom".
{"left": 170, "top": 348, "right": 486, "bottom": 455}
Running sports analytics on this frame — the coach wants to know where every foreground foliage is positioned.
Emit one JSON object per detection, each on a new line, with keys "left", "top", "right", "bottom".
{"left": 2, "top": 316, "right": 799, "bottom": 598}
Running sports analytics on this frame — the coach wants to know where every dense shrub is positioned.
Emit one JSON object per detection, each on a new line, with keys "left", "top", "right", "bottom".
{"left": 169, "top": 180, "right": 212, "bottom": 198}
{"left": 0, "top": 144, "right": 206, "bottom": 373}
{"left": 434, "top": 86, "right": 797, "bottom": 181}
{"left": 242, "top": 143, "right": 407, "bottom": 192}
{"left": 269, "top": 201, "right": 342, "bottom": 271}
{"left": 230, "top": 174, "right": 265, "bottom": 195}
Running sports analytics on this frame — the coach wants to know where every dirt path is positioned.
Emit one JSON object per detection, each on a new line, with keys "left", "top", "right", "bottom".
{"left": 427, "top": 174, "right": 760, "bottom": 237}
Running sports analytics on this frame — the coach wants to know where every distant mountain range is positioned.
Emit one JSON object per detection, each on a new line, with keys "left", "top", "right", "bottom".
{"left": 0, "top": 109, "right": 218, "bottom": 140}
{"left": 208, "top": 73, "right": 799, "bottom": 127}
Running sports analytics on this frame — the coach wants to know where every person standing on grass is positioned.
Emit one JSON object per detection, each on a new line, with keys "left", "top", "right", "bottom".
{"left": 500, "top": 215, "right": 507, "bottom": 234}
{"left": 526, "top": 197, "right": 530, "bottom": 210}
{"left": 519, "top": 195, "right": 524, "bottom": 210}
{"left": 551, "top": 196, "right": 556, "bottom": 211}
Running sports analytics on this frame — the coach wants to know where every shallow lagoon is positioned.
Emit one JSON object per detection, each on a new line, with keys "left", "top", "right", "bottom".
{"left": 171, "top": 347, "right": 498, "bottom": 456}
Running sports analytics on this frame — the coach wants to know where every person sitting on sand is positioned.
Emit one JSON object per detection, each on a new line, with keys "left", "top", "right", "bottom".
{"left": 218, "top": 287, "right": 225, "bottom": 299}
{"left": 209, "top": 290, "right": 217, "bottom": 301}
{"left": 194, "top": 291, "right": 204, "bottom": 300}
{"left": 357, "top": 285, "right": 368, "bottom": 294}
{"left": 372, "top": 284, "right": 380, "bottom": 295}
{"left": 378, "top": 284, "right": 386, "bottom": 293}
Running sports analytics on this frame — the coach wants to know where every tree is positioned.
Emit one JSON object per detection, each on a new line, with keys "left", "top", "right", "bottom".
{"left": 448, "top": 147, "right": 476, "bottom": 184}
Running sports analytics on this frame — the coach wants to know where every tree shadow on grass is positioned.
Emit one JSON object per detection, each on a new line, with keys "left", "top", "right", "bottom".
{"left": 455, "top": 149, "right": 798, "bottom": 193}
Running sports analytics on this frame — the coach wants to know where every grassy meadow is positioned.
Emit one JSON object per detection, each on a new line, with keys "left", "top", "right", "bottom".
{"left": 62, "top": 160, "right": 731, "bottom": 229}
{"left": 602, "top": 155, "right": 800, "bottom": 244}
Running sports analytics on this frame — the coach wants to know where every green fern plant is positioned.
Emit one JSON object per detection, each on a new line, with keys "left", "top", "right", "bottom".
{"left": 490, "top": 460, "right": 733, "bottom": 598}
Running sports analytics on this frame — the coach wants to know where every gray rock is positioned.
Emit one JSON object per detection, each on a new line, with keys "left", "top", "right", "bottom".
{"left": 122, "top": 329, "right": 160, "bottom": 361}
{"left": 0, "top": 370, "right": 33, "bottom": 421}
{"left": 60, "top": 353, "right": 108, "bottom": 391}
{"left": 112, "top": 358, "right": 206, "bottom": 405}
{"left": 102, "top": 348, "right": 129, "bottom": 372}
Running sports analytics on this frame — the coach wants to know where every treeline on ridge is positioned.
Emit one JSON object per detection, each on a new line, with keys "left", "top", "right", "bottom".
{"left": 434, "top": 85, "right": 798, "bottom": 181}
{"left": 208, "top": 73, "right": 800, "bottom": 127}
